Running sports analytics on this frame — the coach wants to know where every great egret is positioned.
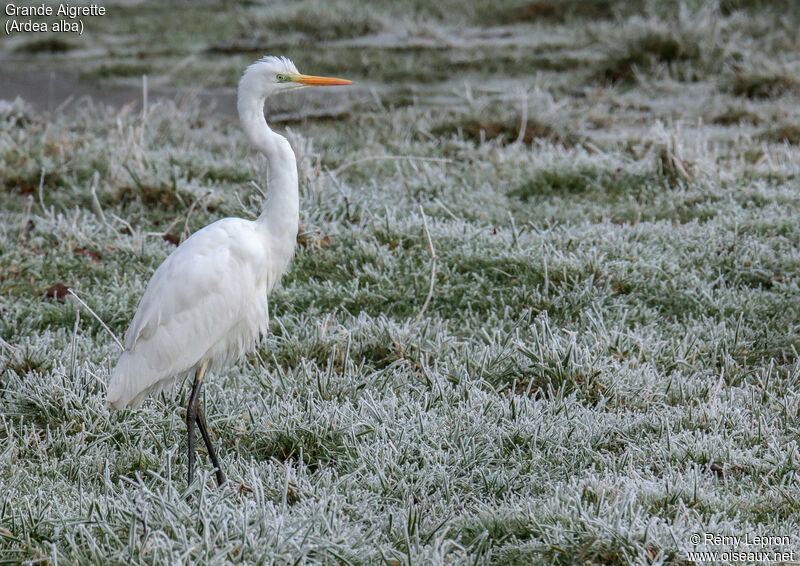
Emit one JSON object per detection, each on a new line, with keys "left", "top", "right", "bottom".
{"left": 107, "top": 56, "right": 352, "bottom": 486}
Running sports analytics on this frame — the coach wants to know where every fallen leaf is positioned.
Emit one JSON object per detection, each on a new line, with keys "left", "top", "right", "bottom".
{"left": 162, "top": 233, "right": 181, "bottom": 246}
{"left": 44, "top": 283, "right": 70, "bottom": 300}
{"left": 75, "top": 247, "right": 101, "bottom": 262}
{"left": 709, "top": 462, "right": 725, "bottom": 479}
{"left": 297, "top": 226, "right": 331, "bottom": 250}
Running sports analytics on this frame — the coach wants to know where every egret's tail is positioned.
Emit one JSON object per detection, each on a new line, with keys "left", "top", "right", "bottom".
{"left": 107, "top": 352, "right": 137, "bottom": 409}
{"left": 107, "top": 351, "right": 172, "bottom": 410}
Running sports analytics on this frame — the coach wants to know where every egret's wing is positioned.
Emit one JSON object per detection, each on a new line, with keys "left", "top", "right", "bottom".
{"left": 108, "top": 219, "right": 268, "bottom": 408}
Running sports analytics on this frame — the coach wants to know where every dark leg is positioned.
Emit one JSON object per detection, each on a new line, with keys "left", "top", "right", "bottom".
{"left": 196, "top": 404, "right": 226, "bottom": 486}
{"left": 186, "top": 360, "right": 207, "bottom": 487}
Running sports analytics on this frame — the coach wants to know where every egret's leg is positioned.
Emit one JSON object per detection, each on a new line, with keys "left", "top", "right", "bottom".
{"left": 186, "top": 360, "right": 208, "bottom": 486}
{"left": 195, "top": 405, "right": 226, "bottom": 486}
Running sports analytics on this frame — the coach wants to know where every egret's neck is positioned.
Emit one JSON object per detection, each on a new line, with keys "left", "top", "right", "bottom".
{"left": 237, "top": 85, "right": 299, "bottom": 249}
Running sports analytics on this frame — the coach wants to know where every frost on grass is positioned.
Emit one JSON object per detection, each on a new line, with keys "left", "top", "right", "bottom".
{"left": 3, "top": 2, "right": 800, "bottom": 564}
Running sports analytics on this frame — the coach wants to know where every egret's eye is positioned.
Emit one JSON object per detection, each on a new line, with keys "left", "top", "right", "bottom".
{"left": 276, "top": 74, "right": 289, "bottom": 82}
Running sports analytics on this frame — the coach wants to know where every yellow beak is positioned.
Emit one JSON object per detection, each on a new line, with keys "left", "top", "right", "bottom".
{"left": 291, "top": 74, "right": 353, "bottom": 86}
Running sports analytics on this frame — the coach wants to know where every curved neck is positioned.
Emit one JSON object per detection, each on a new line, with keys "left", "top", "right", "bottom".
{"left": 237, "top": 80, "right": 299, "bottom": 243}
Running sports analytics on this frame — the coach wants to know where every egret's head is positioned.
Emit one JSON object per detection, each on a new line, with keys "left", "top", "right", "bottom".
{"left": 240, "top": 56, "right": 352, "bottom": 98}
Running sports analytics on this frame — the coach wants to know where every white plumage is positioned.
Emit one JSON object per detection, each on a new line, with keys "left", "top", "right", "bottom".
{"left": 107, "top": 219, "right": 273, "bottom": 409}
{"left": 106, "top": 56, "right": 352, "bottom": 485}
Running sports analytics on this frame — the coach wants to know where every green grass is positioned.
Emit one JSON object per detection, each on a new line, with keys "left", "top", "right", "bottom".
{"left": 726, "top": 67, "right": 800, "bottom": 99}
{"left": 13, "top": 37, "right": 76, "bottom": 54}
{"left": 2, "top": 1, "right": 800, "bottom": 564}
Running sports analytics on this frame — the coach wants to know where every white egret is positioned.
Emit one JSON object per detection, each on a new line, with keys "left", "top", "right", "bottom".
{"left": 107, "top": 56, "right": 352, "bottom": 486}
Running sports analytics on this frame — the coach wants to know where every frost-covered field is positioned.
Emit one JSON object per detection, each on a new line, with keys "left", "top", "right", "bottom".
{"left": 3, "top": 1, "right": 800, "bottom": 564}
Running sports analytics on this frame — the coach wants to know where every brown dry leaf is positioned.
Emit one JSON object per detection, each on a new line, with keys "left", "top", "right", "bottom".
{"left": 44, "top": 282, "right": 70, "bottom": 300}
{"left": 297, "top": 226, "right": 331, "bottom": 250}
{"left": 162, "top": 233, "right": 181, "bottom": 246}
{"left": 74, "top": 247, "right": 101, "bottom": 262}
{"left": 709, "top": 462, "right": 725, "bottom": 480}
